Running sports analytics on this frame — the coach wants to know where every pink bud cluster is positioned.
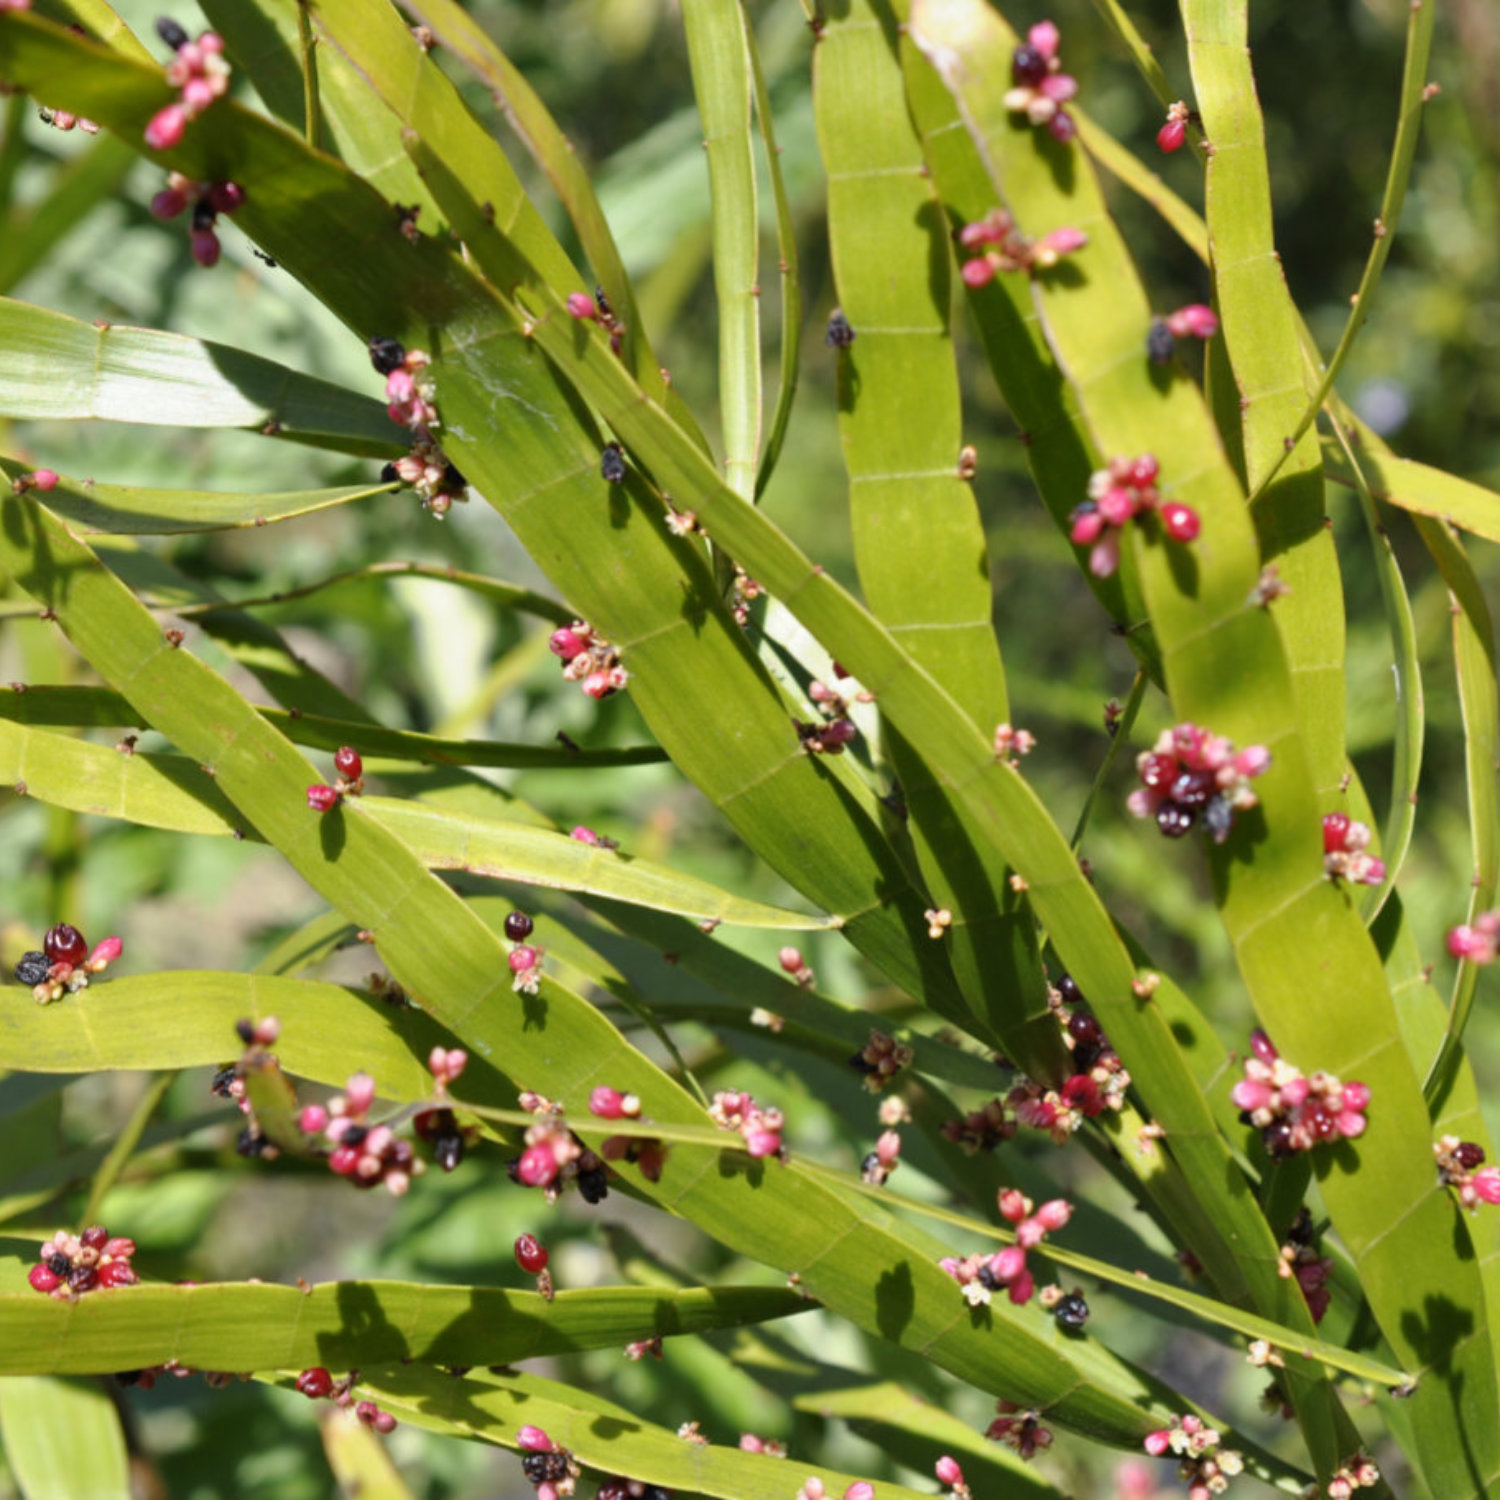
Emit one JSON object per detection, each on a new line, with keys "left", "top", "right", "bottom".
{"left": 1070, "top": 455, "right": 1198, "bottom": 579}
{"left": 145, "top": 27, "right": 230, "bottom": 151}
{"left": 992, "top": 723, "right": 1036, "bottom": 767}
{"left": 11, "top": 468, "right": 59, "bottom": 494}
{"left": 987, "top": 1403, "right": 1052, "bottom": 1461}
{"left": 565, "top": 286, "right": 626, "bottom": 357}
{"left": 370, "top": 339, "right": 467, "bottom": 516}
{"left": 1005, "top": 21, "right": 1077, "bottom": 141}
{"left": 860, "top": 1129, "right": 903, "bottom": 1187}
{"left": 150, "top": 174, "right": 245, "bottom": 267}
{"left": 1326, "top": 1454, "right": 1382, "bottom": 1498}
{"left": 1231, "top": 1030, "right": 1369, "bottom": 1159}
{"left": 940, "top": 1191, "right": 1072, "bottom": 1308}
{"left": 1446, "top": 908, "right": 1500, "bottom": 964}
{"left": 737, "top": 1433, "right": 787, "bottom": 1458}
{"left": 306, "top": 744, "right": 364, "bottom": 813}
{"left": 508, "top": 939, "right": 545, "bottom": 996}
{"left": 935, "top": 1457, "right": 970, "bottom": 1500}
{"left": 570, "top": 824, "right": 618, "bottom": 849}
{"left": 1321, "top": 813, "right": 1385, "bottom": 886}
{"left": 1158, "top": 101, "right": 1192, "bottom": 153}
{"left": 1128, "top": 723, "right": 1270, "bottom": 844}
{"left": 709, "top": 1090, "right": 785, "bottom": 1159}
{"left": 849, "top": 1029, "right": 913, "bottom": 1093}
{"left": 1434, "top": 1135, "right": 1500, "bottom": 1210}
{"left": 514, "top": 1093, "right": 619, "bottom": 1198}
{"left": 38, "top": 104, "right": 99, "bottom": 134}
{"left": 549, "top": 620, "right": 628, "bottom": 700}
{"left": 18, "top": 925, "right": 123, "bottom": 1005}
{"left": 623, "top": 1335, "right": 662, "bottom": 1361}
{"left": 959, "top": 209, "right": 1087, "bottom": 288}
{"left": 1143, "top": 1416, "right": 1243, "bottom": 1499}
{"left": 1148, "top": 304, "right": 1220, "bottom": 364}
{"left": 795, "top": 1479, "right": 873, "bottom": 1500}
{"left": 589, "top": 1086, "right": 642, "bottom": 1120}
{"left": 294, "top": 1368, "right": 397, "bottom": 1432}
{"left": 413, "top": 1047, "right": 472, "bottom": 1172}
{"left": 779, "top": 946, "right": 816, "bottom": 987}
{"left": 300, "top": 1071, "right": 423, "bottom": 1195}
{"left": 516, "top": 1425, "right": 580, "bottom": 1500}
{"left": 29, "top": 1225, "right": 138, "bottom": 1298}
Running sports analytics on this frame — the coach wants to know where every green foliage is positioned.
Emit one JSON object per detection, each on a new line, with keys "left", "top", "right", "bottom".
{"left": 0, "top": 2, "right": 1498, "bottom": 1498}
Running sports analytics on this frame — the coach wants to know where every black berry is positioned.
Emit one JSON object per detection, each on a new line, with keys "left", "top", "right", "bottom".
{"left": 368, "top": 337, "right": 407, "bottom": 375}
{"left": 14, "top": 951, "right": 49, "bottom": 986}
{"left": 504, "top": 911, "right": 534, "bottom": 942}
{"left": 380, "top": 462, "right": 400, "bottom": 484}
{"left": 522, "top": 1451, "right": 570, "bottom": 1485}
{"left": 1156, "top": 801, "right": 1196, "bottom": 838}
{"left": 1147, "top": 318, "right": 1176, "bottom": 365}
{"left": 43, "top": 924, "right": 88, "bottom": 968}
{"left": 1262, "top": 1119, "right": 1296, "bottom": 1160}
{"left": 47, "top": 1253, "right": 70, "bottom": 1277}
{"left": 600, "top": 443, "right": 627, "bottom": 484}
{"left": 1455, "top": 1142, "right": 1487, "bottom": 1170}
{"left": 825, "top": 309, "right": 855, "bottom": 349}
{"left": 443, "top": 462, "right": 467, "bottom": 491}
{"left": 1011, "top": 42, "right": 1048, "bottom": 86}
{"left": 434, "top": 1131, "right": 465, "bottom": 1172}
{"left": 1055, "top": 973, "right": 1083, "bottom": 1005}
{"left": 1067, "top": 1011, "right": 1102, "bottom": 1047}
{"left": 577, "top": 1165, "right": 610, "bottom": 1204}
{"left": 1054, "top": 1292, "right": 1089, "bottom": 1329}
{"left": 155, "top": 16, "right": 189, "bottom": 50}
{"left": 68, "top": 1264, "right": 98, "bottom": 1292}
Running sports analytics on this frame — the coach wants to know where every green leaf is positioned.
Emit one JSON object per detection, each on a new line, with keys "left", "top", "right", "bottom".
{"left": 0, "top": 297, "right": 400, "bottom": 456}
{"left": 0, "top": 1377, "right": 130, "bottom": 1500}
{"left": 1322, "top": 435, "right": 1500, "bottom": 545}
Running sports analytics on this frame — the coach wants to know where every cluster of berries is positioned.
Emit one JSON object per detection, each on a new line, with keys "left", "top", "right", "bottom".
{"left": 566, "top": 286, "right": 625, "bottom": 356}
{"left": 299, "top": 1070, "right": 422, "bottom": 1195}
{"left": 1434, "top": 1135, "right": 1500, "bottom": 1210}
{"left": 939, "top": 1190, "right": 1073, "bottom": 1308}
{"left": 368, "top": 338, "right": 468, "bottom": 515}
{"left": 589, "top": 1085, "right": 642, "bottom": 1120}
{"left": 708, "top": 1089, "right": 785, "bottom": 1159}
{"left": 412, "top": 1045, "right": 473, "bottom": 1174}
{"left": 28, "top": 1225, "right": 138, "bottom": 1298}
{"left": 1446, "top": 907, "right": 1500, "bottom": 964}
{"left": 1321, "top": 813, "right": 1386, "bottom": 886}
{"left": 799, "top": 675, "right": 867, "bottom": 756}
{"left": 1007, "top": 975, "right": 1132, "bottom": 1140}
{"left": 294, "top": 1367, "right": 397, "bottom": 1433}
{"left": 859, "top": 1129, "right": 902, "bottom": 1187}
{"left": 306, "top": 745, "right": 364, "bottom": 814}
{"left": 848, "top": 1030, "right": 913, "bottom": 1093}
{"left": 150, "top": 174, "right": 245, "bottom": 267}
{"left": 729, "top": 565, "right": 765, "bottom": 627}
{"left": 1147, "top": 304, "right": 1220, "bottom": 364}
{"left": 1069, "top": 455, "right": 1199, "bottom": 579}
{"left": 145, "top": 18, "right": 230, "bottom": 151}
{"left": 940, "top": 1098, "right": 1015, "bottom": 1154}
{"left": 1005, "top": 21, "right": 1077, "bottom": 141}
{"left": 505, "top": 909, "right": 546, "bottom": 995}
{"left": 992, "top": 723, "right": 1036, "bottom": 768}
{"left": 517, "top": 1425, "right": 580, "bottom": 1500}
{"left": 14, "top": 923, "right": 123, "bottom": 1004}
{"left": 117, "top": 1360, "right": 239, "bottom": 1390}
{"left": 1143, "top": 1416, "right": 1243, "bottom": 1499}
{"left": 1127, "top": 723, "right": 1270, "bottom": 843}
{"left": 1231, "top": 1030, "right": 1369, "bottom": 1160}
{"left": 1277, "top": 1209, "right": 1332, "bottom": 1323}
{"left": 513, "top": 1090, "right": 615, "bottom": 1199}
{"left": 987, "top": 1403, "right": 1052, "bottom": 1461}
{"left": 549, "top": 621, "right": 628, "bottom": 700}
{"left": 209, "top": 1015, "right": 284, "bottom": 1159}
{"left": 958, "top": 208, "right": 1087, "bottom": 288}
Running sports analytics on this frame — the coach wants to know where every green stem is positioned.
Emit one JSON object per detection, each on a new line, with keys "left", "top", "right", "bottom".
{"left": 1069, "top": 669, "right": 1146, "bottom": 852}
{"left": 297, "top": 1, "right": 322, "bottom": 149}
{"left": 82, "top": 1072, "right": 175, "bottom": 1225}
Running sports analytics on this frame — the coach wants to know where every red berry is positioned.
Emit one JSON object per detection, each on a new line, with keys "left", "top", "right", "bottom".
{"left": 1128, "top": 455, "right": 1160, "bottom": 488}
{"left": 306, "top": 784, "right": 341, "bottom": 813}
{"left": 296, "top": 1367, "right": 334, "bottom": 1399}
{"left": 334, "top": 746, "right": 363, "bottom": 780}
{"left": 1321, "top": 812, "right": 1350, "bottom": 854}
{"left": 150, "top": 187, "right": 189, "bottom": 220}
{"left": 328, "top": 1145, "right": 361, "bottom": 1176}
{"left": 1157, "top": 118, "right": 1187, "bottom": 153}
{"left": 1011, "top": 42, "right": 1048, "bottom": 86}
{"left": 80, "top": 1225, "right": 109, "bottom": 1251}
{"left": 44, "top": 923, "right": 88, "bottom": 968}
{"left": 549, "top": 627, "right": 587, "bottom": 660}
{"left": 1139, "top": 753, "right": 1178, "bottom": 791}
{"left": 1160, "top": 503, "right": 1200, "bottom": 542}
{"left": 96, "top": 1259, "right": 137, "bottom": 1288}
{"left": 515, "top": 1233, "right": 549, "bottom": 1274}
{"left": 205, "top": 181, "right": 245, "bottom": 215}
{"left": 505, "top": 911, "right": 534, "bottom": 941}
{"left": 508, "top": 945, "right": 539, "bottom": 973}
{"left": 28, "top": 1263, "right": 61, "bottom": 1294}
{"left": 190, "top": 226, "right": 221, "bottom": 268}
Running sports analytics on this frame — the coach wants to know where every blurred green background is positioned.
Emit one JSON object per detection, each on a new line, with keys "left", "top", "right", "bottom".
{"left": 2, "top": 0, "right": 1498, "bottom": 1495}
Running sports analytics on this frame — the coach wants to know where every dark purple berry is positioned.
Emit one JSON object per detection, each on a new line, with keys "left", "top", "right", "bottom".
{"left": 825, "top": 309, "right": 855, "bottom": 349}
{"left": 505, "top": 911, "right": 534, "bottom": 942}
{"left": 522, "top": 1451, "right": 571, "bottom": 1485}
{"left": 434, "top": 1131, "right": 465, "bottom": 1172}
{"left": 1147, "top": 318, "right": 1176, "bottom": 365}
{"left": 235, "top": 1018, "right": 256, "bottom": 1045}
{"left": 1138, "top": 753, "right": 1178, "bottom": 791}
{"left": 44, "top": 924, "right": 88, "bottom": 968}
{"left": 600, "top": 443, "right": 627, "bottom": 484}
{"left": 1067, "top": 1011, "right": 1102, "bottom": 1047}
{"left": 191, "top": 199, "right": 216, "bottom": 232}
{"left": 1262, "top": 1119, "right": 1296, "bottom": 1159}
{"left": 1169, "top": 767, "right": 1217, "bottom": 807}
{"left": 368, "top": 337, "right": 407, "bottom": 375}
{"left": 155, "top": 17, "right": 189, "bottom": 50}
{"left": 1011, "top": 42, "right": 1048, "bottom": 86}
{"left": 47, "top": 1253, "right": 71, "bottom": 1277}
{"left": 1054, "top": 1293, "right": 1089, "bottom": 1329}
{"left": 68, "top": 1264, "right": 98, "bottom": 1292}
{"left": 1156, "top": 801, "right": 1196, "bottom": 838}
{"left": 380, "top": 462, "right": 400, "bottom": 484}
{"left": 976, "top": 1264, "right": 1000, "bottom": 1290}
{"left": 1455, "top": 1142, "right": 1487, "bottom": 1170}
{"left": 14, "top": 951, "right": 49, "bottom": 986}
{"left": 342, "top": 1124, "right": 369, "bottom": 1148}
{"left": 1055, "top": 973, "right": 1082, "bottom": 1005}
{"left": 577, "top": 1165, "right": 610, "bottom": 1204}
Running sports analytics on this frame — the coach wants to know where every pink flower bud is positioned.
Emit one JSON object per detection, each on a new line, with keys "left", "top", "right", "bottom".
{"left": 1034, "top": 1198, "right": 1073, "bottom": 1232}
{"left": 508, "top": 945, "right": 539, "bottom": 974}
{"left": 150, "top": 187, "right": 189, "bottom": 220}
{"left": 875, "top": 1130, "right": 902, "bottom": 1166}
{"left": 1069, "top": 506, "right": 1105, "bottom": 545}
{"left": 1160, "top": 502, "right": 1200, "bottom": 542}
{"left": 1039, "top": 226, "right": 1088, "bottom": 256}
{"left": 571, "top": 825, "right": 601, "bottom": 844}
{"left": 1341, "top": 1081, "right": 1371, "bottom": 1111}
{"left": 1472, "top": 1167, "right": 1500, "bottom": 1204}
{"left": 1097, "top": 485, "right": 1137, "bottom": 526}
{"left": 1017, "top": 1217, "right": 1047, "bottom": 1249}
{"left": 998, "top": 1188, "right": 1029, "bottom": 1224}
{"left": 581, "top": 670, "right": 615, "bottom": 699}
{"left": 1088, "top": 531, "right": 1122, "bottom": 577}
{"left": 29, "top": 469, "right": 59, "bottom": 491}
{"left": 1007, "top": 1268, "right": 1035, "bottom": 1304}
{"left": 1028, "top": 20, "right": 1060, "bottom": 59}
{"left": 567, "top": 292, "right": 598, "bottom": 320}
{"left": 1250, "top": 1029, "right": 1278, "bottom": 1065}
{"left": 87, "top": 936, "right": 124, "bottom": 967}
{"left": 844, "top": 1484, "right": 875, "bottom": 1500}
{"left": 1040, "top": 72, "right": 1077, "bottom": 102}
{"left": 1448, "top": 925, "right": 1489, "bottom": 960}
{"left": 144, "top": 103, "right": 187, "bottom": 150}
{"left": 744, "top": 1129, "right": 783, "bottom": 1157}
{"left": 1157, "top": 118, "right": 1187, "bottom": 153}
{"left": 779, "top": 947, "right": 805, "bottom": 975}
{"left": 935, "top": 1457, "right": 964, "bottom": 1487}
{"left": 961, "top": 256, "right": 996, "bottom": 289}
{"left": 517, "top": 1144, "right": 559, "bottom": 1187}
{"left": 181, "top": 76, "right": 217, "bottom": 113}
{"left": 306, "top": 784, "right": 340, "bottom": 812}
{"left": 549, "top": 627, "right": 587, "bottom": 660}
{"left": 96, "top": 1259, "right": 137, "bottom": 1287}
{"left": 103, "top": 1237, "right": 135, "bottom": 1259}
{"left": 517, "top": 1425, "right": 554, "bottom": 1452}
{"left": 329, "top": 1145, "right": 360, "bottom": 1176}
{"left": 1232, "top": 744, "right": 1271, "bottom": 778}
{"left": 298, "top": 1104, "right": 329, "bottom": 1135}
{"left": 345, "top": 1073, "right": 376, "bottom": 1115}
{"left": 1166, "top": 303, "right": 1219, "bottom": 340}
{"left": 1230, "top": 1080, "right": 1273, "bottom": 1113}
{"left": 589, "top": 1086, "right": 640, "bottom": 1119}
{"left": 1144, "top": 1430, "right": 1172, "bottom": 1457}
{"left": 1279, "top": 1075, "right": 1309, "bottom": 1108}
{"left": 991, "top": 1245, "right": 1027, "bottom": 1282}
{"left": 822, "top": 718, "right": 857, "bottom": 746}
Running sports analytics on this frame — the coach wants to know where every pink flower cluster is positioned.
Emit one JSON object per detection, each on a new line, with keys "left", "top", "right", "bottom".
{"left": 16, "top": 923, "right": 123, "bottom": 1005}
{"left": 736, "top": 1433, "right": 786, "bottom": 1457}
{"left": 1005, "top": 21, "right": 1077, "bottom": 141}
{"left": 1446, "top": 907, "right": 1500, "bottom": 964}
{"left": 299, "top": 1071, "right": 423, "bottom": 1195}
{"left": 1434, "top": 1135, "right": 1500, "bottom": 1211}
{"left": 987, "top": 1403, "right": 1052, "bottom": 1461}
{"left": 959, "top": 209, "right": 1086, "bottom": 288}
{"left": 1322, "top": 813, "right": 1385, "bottom": 886}
{"left": 709, "top": 1089, "right": 785, "bottom": 1158}
{"left": 145, "top": 24, "right": 230, "bottom": 151}
{"left": 1128, "top": 723, "right": 1270, "bottom": 844}
{"left": 150, "top": 174, "right": 245, "bottom": 267}
{"left": 369, "top": 338, "right": 467, "bottom": 516}
{"left": 29, "top": 1225, "right": 138, "bottom": 1298}
{"left": 795, "top": 1479, "right": 872, "bottom": 1500}
{"left": 514, "top": 1092, "right": 618, "bottom": 1198}
{"left": 1143, "top": 1416, "right": 1243, "bottom": 1499}
{"left": 38, "top": 103, "right": 98, "bottom": 135}
{"left": 940, "top": 1191, "right": 1072, "bottom": 1308}
{"left": 517, "top": 1424, "right": 579, "bottom": 1500}
{"left": 294, "top": 1368, "right": 397, "bottom": 1433}
{"left": 1231, "top": 1030, "right": 1369, "bottom": 1160}
{"left": 508, "top": 940, "right": 545, "bottom": 995}
{"left": 1069, "top": 455, "right": 1198, "bottom": 578}
{"left": 549, "top": 620, "right": 628, "bottom": 700}
{"left": 1327, "top": 1454, "right": 1382, "bottom": 1498}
